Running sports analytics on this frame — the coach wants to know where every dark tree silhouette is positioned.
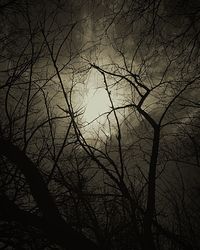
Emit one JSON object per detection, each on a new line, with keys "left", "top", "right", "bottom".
{"left": 0, "top": 1, "right": 200, "bottom": 250}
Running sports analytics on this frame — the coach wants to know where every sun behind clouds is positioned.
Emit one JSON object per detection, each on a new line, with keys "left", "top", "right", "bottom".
{"left": 84, "top": 87, "right": 110, "bottom": 122}
{"left": 83, "top": 68, "right": 110, "bottom": 124}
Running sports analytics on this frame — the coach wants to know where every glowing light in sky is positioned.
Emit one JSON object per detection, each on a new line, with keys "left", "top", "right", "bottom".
{"left": 84, "top": 87, "right": 110, "bottom": 122}
{"left": 83, "top": 68, "right": 110, "bottom": 125}
{"left": 81, "top": 66, "right": 125, "bottom": 138}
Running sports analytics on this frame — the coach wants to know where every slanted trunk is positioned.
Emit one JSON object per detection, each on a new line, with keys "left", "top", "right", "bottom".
{"left": 0, "top": 138, "right": 99, "bottom": 250}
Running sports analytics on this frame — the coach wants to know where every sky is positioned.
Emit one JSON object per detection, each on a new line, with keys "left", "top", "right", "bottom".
{"left": 1, "top": 0, "right": 200, "bottom": 249}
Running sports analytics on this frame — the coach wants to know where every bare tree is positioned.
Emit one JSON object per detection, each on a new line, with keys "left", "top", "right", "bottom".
{"left": 1, "top": 1, "right": 200, "bottom": 250}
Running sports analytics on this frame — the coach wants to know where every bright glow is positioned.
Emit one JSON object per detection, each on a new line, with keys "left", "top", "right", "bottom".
{"left": 82, "top": 67, "right": 124, "bottom": 138}
{"left": 84, "top": 87, "right": 110, "bottom": 122}
{"left": 83, "top": 68, "right": 111, "bottom": 125}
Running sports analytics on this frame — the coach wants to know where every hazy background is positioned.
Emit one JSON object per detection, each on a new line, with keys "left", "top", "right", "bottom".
{"left": 1, "top": 0, "right": 200, "bottom": 249}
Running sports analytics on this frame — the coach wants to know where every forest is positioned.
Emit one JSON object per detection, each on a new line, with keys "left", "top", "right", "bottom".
{"left": 0, "top": 0, "right": 200, "bottom": 249}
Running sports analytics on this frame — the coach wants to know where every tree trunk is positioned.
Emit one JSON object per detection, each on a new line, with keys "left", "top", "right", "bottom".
{"left": 143, "top": 127, "right": 160, "bottom": 250}
{"left": 0, "top": 138, "right": 99, "bottom": 250}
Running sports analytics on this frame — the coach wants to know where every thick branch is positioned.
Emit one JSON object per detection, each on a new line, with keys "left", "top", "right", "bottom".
{"left": 0, "top": 138, "right": 99, "bottom": 250}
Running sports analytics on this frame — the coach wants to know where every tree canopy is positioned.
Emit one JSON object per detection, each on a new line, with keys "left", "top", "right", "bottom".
{"left": 0, "top": 1, "right": 200, "bottom": 249}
